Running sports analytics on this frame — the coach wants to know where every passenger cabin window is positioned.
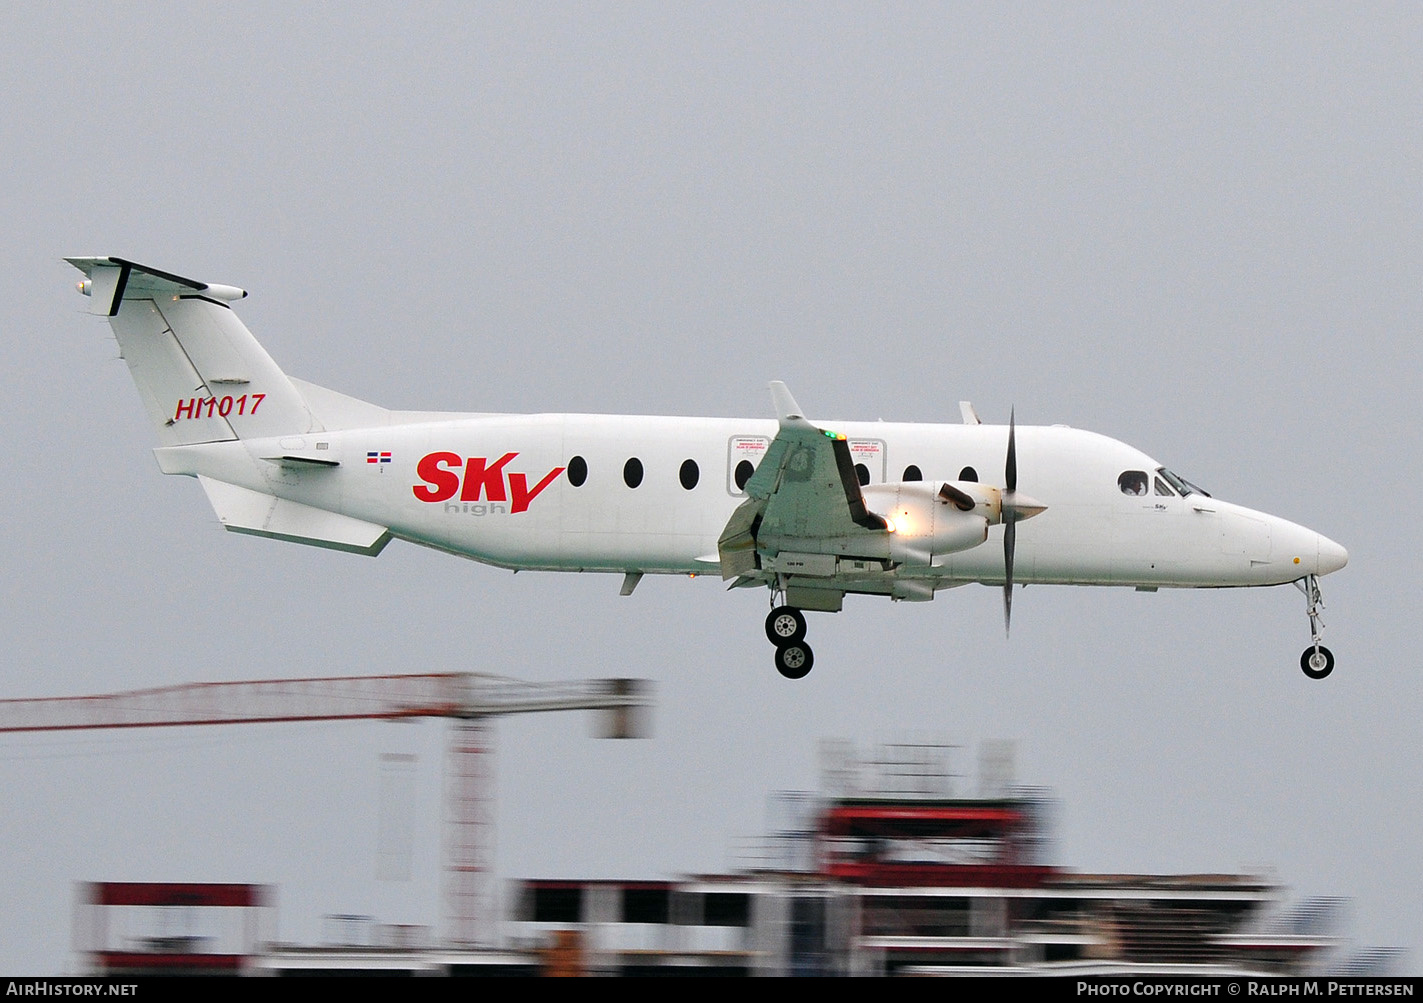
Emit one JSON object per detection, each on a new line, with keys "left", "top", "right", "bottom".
{"left": 679, "top": 458, "right": 699, "bottom": 490}
{"left": 854, "top": 463, "right": 870, "bottom": 486}
{"left": 902, "top": 465, "right": 922, "bottom": 482}
{"left": 734, "top": 459, "right": 754, "bottom": 492}
{"left": 567, "top": 455, "right": 588, "bottom": 487}
{"left": 959, "top": 466, "right": 978, "bottom": 482}
{"left": 623, "top": 457, "right": 643, "bottom": 488}
{"left": 1118, "top": 470, "right": 1148, "bottom": 496}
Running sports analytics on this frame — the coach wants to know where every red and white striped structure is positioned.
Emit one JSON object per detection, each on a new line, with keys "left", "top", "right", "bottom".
{"left": 2, "top": 673, "right": 651, "bottom": 946}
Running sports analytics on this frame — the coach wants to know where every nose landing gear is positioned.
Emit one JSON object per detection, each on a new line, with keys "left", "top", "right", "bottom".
{"left": 1295, "top": 574, "right": 1334, "bottom": 680}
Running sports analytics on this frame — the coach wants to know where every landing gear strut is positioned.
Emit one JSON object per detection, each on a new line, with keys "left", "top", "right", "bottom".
{"left": 767, "top": 586, "right": 813, "bottom": 679}
{"left": 1296, "top": 574, "right": 1334, "bottom": 680}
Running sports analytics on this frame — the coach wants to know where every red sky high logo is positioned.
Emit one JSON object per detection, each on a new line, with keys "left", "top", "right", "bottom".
{"left": 413, "top": 452, "right": 565, "bottom": 514}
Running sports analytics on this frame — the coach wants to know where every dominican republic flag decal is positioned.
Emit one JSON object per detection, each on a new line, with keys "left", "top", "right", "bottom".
{"left": 366, "top": 451, "right": 392, "bottom": 464}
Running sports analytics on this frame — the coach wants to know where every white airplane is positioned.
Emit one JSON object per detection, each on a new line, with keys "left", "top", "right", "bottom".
{"left": 69, "top": 256, "right": 1348, "bottom": 680}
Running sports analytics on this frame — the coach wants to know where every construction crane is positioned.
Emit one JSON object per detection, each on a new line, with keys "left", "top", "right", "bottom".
{"left": 0, "top": 672, "right": 653, "bottom": 946}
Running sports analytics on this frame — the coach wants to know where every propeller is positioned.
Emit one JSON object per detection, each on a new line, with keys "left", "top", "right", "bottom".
{"left": 1000, "top": 408, "right": 1046, "bottom": 636}
{"left": 1003, "top": 409, "right": 1017, "bottom": 635}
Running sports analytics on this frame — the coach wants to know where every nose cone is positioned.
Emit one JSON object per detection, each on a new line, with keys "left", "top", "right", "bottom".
{"left": 1261, "top": 511, "right": 1348, "bottom": 582}
{"left": 1003, "top": 492, "right": 1047, "bottom": 522}
{"left": 1317, "top": 534, "right": 1349, "bottom": 576}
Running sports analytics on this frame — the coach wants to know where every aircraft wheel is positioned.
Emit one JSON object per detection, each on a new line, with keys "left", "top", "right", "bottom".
{"left": 775, "top": 642, "right": 814, "bottom": 680}
{"left": 1300, "top": 646, "right": 1334, "bottom": 680}
{"left": 765, "top": 605, "right": 807, "bottom": 645}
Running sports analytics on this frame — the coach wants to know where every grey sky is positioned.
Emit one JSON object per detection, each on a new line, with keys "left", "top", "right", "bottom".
{"left": 0, "top": 4, "right": 1418, "bottom": 972}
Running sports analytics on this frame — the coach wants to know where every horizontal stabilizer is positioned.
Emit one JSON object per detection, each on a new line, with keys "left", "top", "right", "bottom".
{"left": 260, "top": 454, "right": 340, "bottom": 468}
{"left": 67, "top": 256, "right": 246, "bottom": 316}
{"left": 198, "top": 477, "right": 390, "bottom": 556}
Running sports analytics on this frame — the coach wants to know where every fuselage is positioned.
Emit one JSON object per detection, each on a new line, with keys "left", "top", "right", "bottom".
{"left": 68, "top": 255, "right": 1350, "bottom": 678}
{"left": 155, "top": 411, "right": 1347, "bottom": 593}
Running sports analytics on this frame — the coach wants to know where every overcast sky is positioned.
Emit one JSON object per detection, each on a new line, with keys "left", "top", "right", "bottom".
{"left": 0, "top": 3, "right": 1418, "bottom": 973}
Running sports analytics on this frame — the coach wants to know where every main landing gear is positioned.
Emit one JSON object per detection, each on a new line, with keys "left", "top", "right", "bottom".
{"left": 1296, "top": 574, "right": 1334, "bottom": 680}
{"left": 765, "top": 600, "right": 813, "bottom": 679}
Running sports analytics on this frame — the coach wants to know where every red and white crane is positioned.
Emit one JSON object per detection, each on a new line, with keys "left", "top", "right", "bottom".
{"left": 0, "top": 672, "right": 652, "bottom": 946}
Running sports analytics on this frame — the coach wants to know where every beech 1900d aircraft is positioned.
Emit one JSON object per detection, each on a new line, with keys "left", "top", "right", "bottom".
{"left": 69, "top": 257, "right": 1348, "bottom": 680}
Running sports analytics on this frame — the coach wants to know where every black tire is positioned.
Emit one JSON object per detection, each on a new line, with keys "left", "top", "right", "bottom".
{"left": 1300, "top": 645, "right": 1335, "bottom": 680}
{"left": 765, "top": 605, "right": 807, "bottom": 645}
{"left": 775, "top": 642, "right": 814, "bottom": 680}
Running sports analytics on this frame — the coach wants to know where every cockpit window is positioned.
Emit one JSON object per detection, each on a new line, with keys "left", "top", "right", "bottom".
{"left": 1118, "top": 470, "right": 1148, "bottom": 496}
{"left": 1157, "top": 467, "right": 1210, "bottom": 498}
{"left": 1154, "top": 475, "right": 1175, "bottom": 497}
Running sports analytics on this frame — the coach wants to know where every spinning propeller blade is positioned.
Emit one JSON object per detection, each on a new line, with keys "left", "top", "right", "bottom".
{"left": 1000, "top": 408, "right": 1047, "bottom": 636}
{"left": 1003, "top": 409, "right": 1017, "bottom": 635}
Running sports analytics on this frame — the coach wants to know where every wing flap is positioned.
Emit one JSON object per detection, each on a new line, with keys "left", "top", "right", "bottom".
{"left": 716, "top": 497, "right": 761, "bottom": 579}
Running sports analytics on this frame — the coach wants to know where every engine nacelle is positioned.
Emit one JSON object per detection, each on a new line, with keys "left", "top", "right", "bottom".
{"left": 935, "top": 479, "right": 1004, "bottom": 525}
{"left": 861, "top": 481, "right": 992, "bottom": 567}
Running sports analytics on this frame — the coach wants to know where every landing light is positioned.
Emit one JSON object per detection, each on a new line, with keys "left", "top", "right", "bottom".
{"left": 884, "top": 518, "right": 896, "bottom": 533}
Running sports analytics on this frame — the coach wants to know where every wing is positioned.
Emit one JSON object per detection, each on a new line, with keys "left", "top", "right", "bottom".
{"left": 717, "top": 383, "right": 888, "bottom": 580}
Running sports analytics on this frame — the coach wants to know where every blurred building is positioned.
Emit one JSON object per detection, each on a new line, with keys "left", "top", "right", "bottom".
{"left": 79, "top": 742, "right": 1378, "bottom": 976}
{"left": 503, "top": 741, "right": 1336, "bottom": 976}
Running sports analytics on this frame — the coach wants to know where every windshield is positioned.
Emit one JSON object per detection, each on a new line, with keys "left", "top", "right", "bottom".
{"left": 1157, "top": 467, "right": 1211, "bottom": 498}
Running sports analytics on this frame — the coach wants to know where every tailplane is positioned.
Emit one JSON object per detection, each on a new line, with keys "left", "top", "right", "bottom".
{"left": 68, "top": 256, "right": 322, "bottom": 445}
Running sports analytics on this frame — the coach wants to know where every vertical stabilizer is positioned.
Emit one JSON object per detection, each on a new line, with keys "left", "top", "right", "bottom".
{"left": 68, "top": 257, "right": 321, "bottom": 446}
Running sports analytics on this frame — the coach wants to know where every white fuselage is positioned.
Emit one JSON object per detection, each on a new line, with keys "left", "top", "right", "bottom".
{"left": 66, "top": 254, "right": 1348, "bottom": 676}
{"left": 155, "top": 411, "right": 1346, "bottom": 592}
